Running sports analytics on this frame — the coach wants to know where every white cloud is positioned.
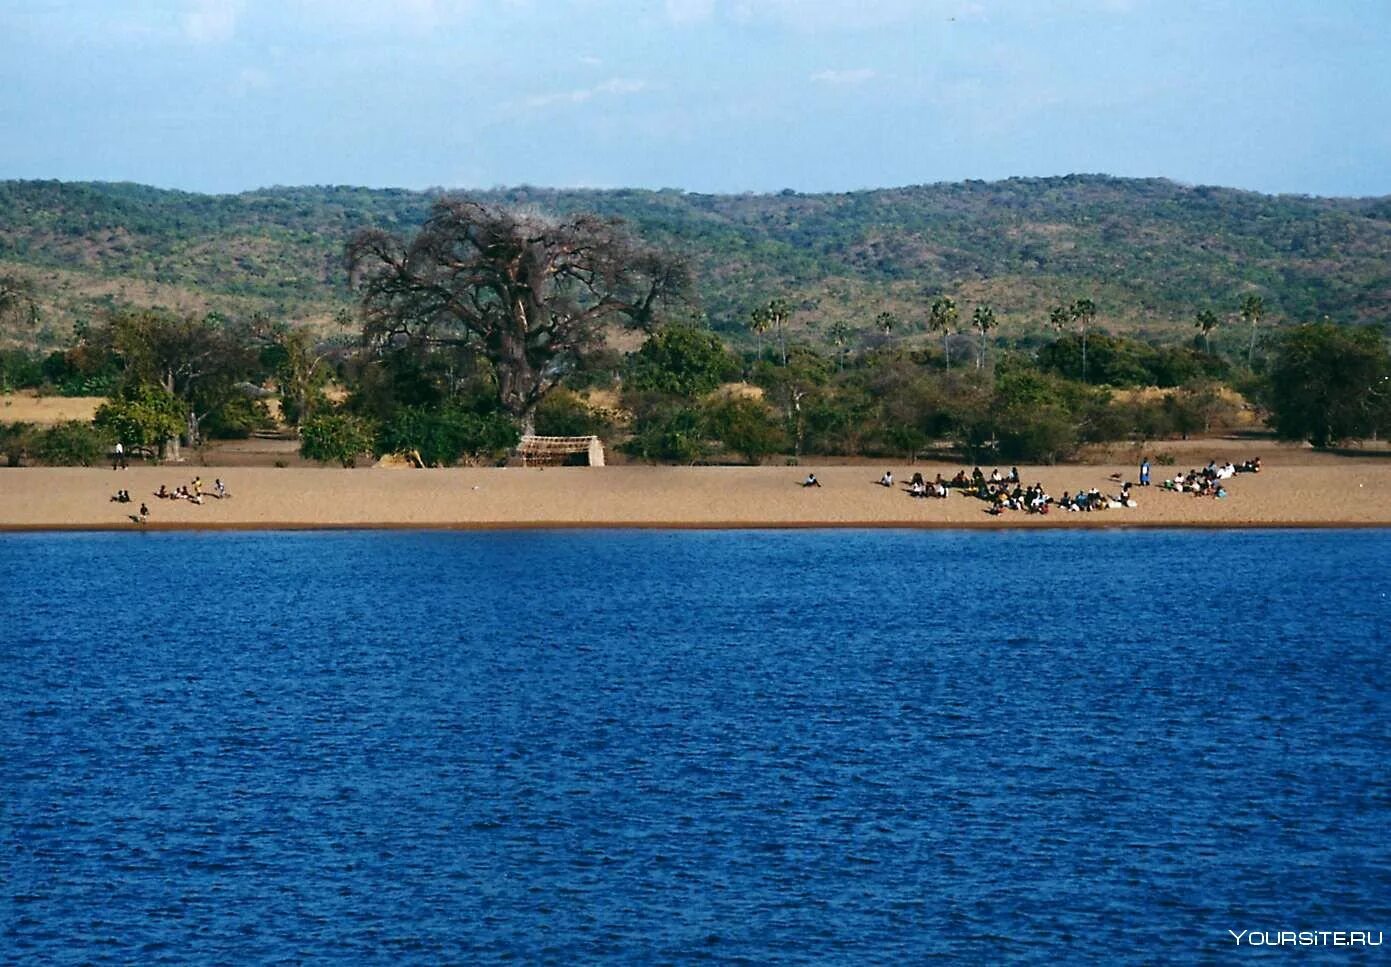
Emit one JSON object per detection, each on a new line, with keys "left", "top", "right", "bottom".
{"left": 810, "top": 68, "right": 877, "bottom": 86}
{"left": 182, "top": 0, "right": 243, "bottom": 44}
{"left": 525, "top": 77, "right": 647, "bottom": 109}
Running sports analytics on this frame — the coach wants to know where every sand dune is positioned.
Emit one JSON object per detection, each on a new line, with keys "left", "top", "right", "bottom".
{"left": 2, "top": 462, "right": 1388, "bottom": 530}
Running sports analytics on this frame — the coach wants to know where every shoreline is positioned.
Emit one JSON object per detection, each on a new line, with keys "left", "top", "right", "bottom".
{"left": 3, "top": 521, "right": 1390, "bottom": 533}
{"left": 2, "top": 463, "right": 1389, "bottom": 532}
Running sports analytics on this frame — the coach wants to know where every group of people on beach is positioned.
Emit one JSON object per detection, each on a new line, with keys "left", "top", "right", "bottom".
{"left": 879, "top": 465, "right": 1138, "bottom": 516}
{"left": 152, "top": 476, "right": 229, "bottom": 505}
{"left": 112, "top": 474, "right": 231, "bottom": 524}
{"left": 819, "top": 454, "right": 1264, "bottom": 517}
{"left": 1156, "top": 458, "right": 1259, "bottom": 497}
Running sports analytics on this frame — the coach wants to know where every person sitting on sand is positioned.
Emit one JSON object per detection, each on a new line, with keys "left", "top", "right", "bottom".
{"left": 989, "top": 468, "right": 1003, "bottom": 483}
{"left": 1008, "top": 467, "right": 1020, "bottom": 484}
{"left": 909, "top": 479, "right": 926, "bottom": 498}
{"left": 879, "top": 470, "right": 894, "bottom": 488}
{"left": 154, "top": 484, "right": 168, "bottom": 499}
{"left": 802, "top": 473, "right": 821, "bottom": 488}
{"left": 972, "top": 466, "right": 985, "bottom": 487}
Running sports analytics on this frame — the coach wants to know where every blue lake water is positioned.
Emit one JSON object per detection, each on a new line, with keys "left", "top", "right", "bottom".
{"left": 2, "top": 529, "right": 1389, "bottom": 963}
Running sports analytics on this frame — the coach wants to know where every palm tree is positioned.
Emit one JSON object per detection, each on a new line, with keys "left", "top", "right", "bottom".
{"left": 1239, "top": 293, "right": 1265, "bottom": 367}
{"left": 1070, "top": 297, "right": 1096, "bottom": 383}
{"left": 748, "top": 305, "right": 771, "bottom": 363}
{"left": 826, "top": 321, "right": 853, "bottom": 370}
{"left": 875, "top": 311, "right": 897, "bottom": 337}
{"left": 766, "top": 298, "right": 792, "bottom": 366}
{"left": 1195, "top": 308, "right": 1220, "bottom": 355}
{"left": 928, "top": 296, "right": 959, "bottom": 369}
{"left": 971, "top": 304, "right": 996, "bottom": 370}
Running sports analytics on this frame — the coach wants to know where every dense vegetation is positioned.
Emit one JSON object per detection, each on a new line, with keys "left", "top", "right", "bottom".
{"left": 2, "top": 176, "right": 1389, "bottom": 350}
{"left": 2, "top": 181, "right": 1387, "bottom": 467}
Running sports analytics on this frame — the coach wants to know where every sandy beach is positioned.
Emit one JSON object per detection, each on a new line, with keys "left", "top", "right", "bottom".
{"left": 2, "top": 458, "right": 1389, "bottom": 530}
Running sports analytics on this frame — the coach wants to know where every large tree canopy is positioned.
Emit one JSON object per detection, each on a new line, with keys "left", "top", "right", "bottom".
{"left": 346, "top": 198, "right": 691, "bottom": 428}
{"left": 1267, "top": 323, "right": 1390, "bottom": 447}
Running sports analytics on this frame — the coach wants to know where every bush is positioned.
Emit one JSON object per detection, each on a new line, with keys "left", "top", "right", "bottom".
{"left": 704, "top": 395, "right": 787, "bottom": 464}
{"left": 30, "top": 421, "right": 108, "bottom": 466}
{"left": 624, "top": 395, "right": 710, "bottom": 463}
{"left": 200, "top": 395, "right": 272, "bottom": 440}
{"left": 377, "top": 406, "right": 519, "bottom": 466}
{"left": 299, "top": 411, "right": 378, "bottom": 467}
{"left": 534, "top": 390, "right": 613, "bottom": 438}
{"left": 1, "top": 421, "right": 33, "bottom": 466}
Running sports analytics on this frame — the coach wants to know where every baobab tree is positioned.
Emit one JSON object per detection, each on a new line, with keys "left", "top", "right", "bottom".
{"left": 347, "top": 197, "right": 690, "bottom": 432}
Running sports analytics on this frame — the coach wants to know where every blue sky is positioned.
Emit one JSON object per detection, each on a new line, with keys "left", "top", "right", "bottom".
{"left": 2, "top": 0, "right": 1389, "bottom": 197}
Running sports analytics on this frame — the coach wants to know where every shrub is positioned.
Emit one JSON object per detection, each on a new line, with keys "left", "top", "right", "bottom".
{"left": 534, "top": 390, "right": 613, "bottom": 438}
{"left": 299, "top": 411, "right": 377, "bottom": 467}
{"left": 30, "top": 421, "right": 107, "bottom": 466}
{"left": 1, "top": 421, "right": 33, "bottom": 466}
{"left": 704, "top": 395, "right": 788, "bottom": 464}
{"left": 624, "top": 395, "right": 710, "bottom": 463}
{"left": 376, "top": 406, "right": 520, "bottom": 466}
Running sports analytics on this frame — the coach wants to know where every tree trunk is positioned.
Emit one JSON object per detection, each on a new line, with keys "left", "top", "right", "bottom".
{"left": 943, "top": 333, "right": 951, "bottom": 370}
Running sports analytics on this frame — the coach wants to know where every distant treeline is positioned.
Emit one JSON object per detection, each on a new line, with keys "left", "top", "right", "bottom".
{"left": 2, "top": 175, "right": 1389, "bottom": 346}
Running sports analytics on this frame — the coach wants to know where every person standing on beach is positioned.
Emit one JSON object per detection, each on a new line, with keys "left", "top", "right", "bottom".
{"left": 1140, "top": 456, "right": 1151, "bottom": 487}
{"left": 113, "top": 441, "right": 126, "bottom": 470}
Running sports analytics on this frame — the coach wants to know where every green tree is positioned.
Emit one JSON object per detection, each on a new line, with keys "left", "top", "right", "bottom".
{"left": 94, "top": 382, "right": 185, "bottom": 457}
{"left": 90, "top": 309, "right": 261, "bottom": 456}
{"left": 1268, "top": 323, "right": 1391, "bottom": 446}
{"left": 264, "top": 327, "right": 331, "bottom": 427}
{"left": 875, "top": 311, "right": 897, "bottom": 337}
{"left": 971, "top": 304, "right": 997, "bottom": 370}
{"left": 754, "top": 348, "right": 832, "bottom": 457}
{"left": 1239, "top": 293, "right": 1265, "bottom": 367}
{"left": 748, "top": 304, "right": 771, "bottom": 362}
{"left": 299, "top": 411, "right": 378, "bottom": 467}
{"left": 757, "top": 298, "right": 792, "bottom": 366}
{"left": 928, "top": 296, "right": 959, "bottom": 369}
{"left": 347, "top": 198, "right": 690, "bottom": 432}
{"left": 1070, "top": 298, "right": 1097, "bottom": 383}
{"left": 625, "top": 325, "right": 736, "bottom": 397}
{"left": 704, "top": 395, "right": 788, "bottom": 464}
{"left": 1195, "top": 308, "right": 1220, "bottom": 355}
{"left": 825, "top": 321, "right": 854, "bottom": 371}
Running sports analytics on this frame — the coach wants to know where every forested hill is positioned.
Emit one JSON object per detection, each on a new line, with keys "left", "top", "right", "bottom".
{"left": 2, "top": 175, "right": 1389, "bottom": 347}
